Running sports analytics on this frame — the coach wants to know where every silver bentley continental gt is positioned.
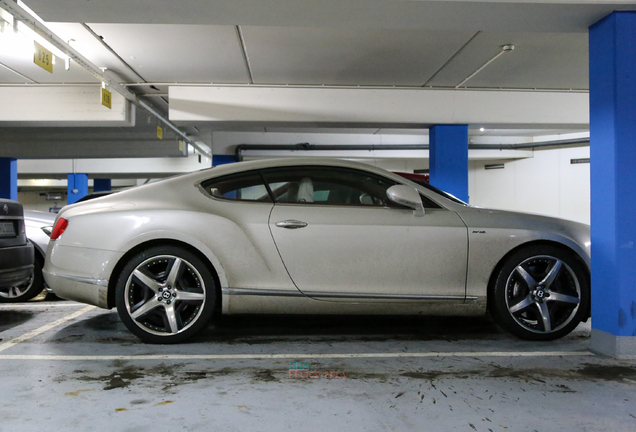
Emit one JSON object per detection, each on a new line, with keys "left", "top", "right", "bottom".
{"left": 43, "top": 158, "right": 591, "bottom": 344}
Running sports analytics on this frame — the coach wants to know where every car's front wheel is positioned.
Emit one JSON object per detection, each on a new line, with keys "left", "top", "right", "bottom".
{"left": 490, "top": 245, "right": 589, "bottom": 341}
{"left": 115, "top": 246, "right": 217, "bottom": 344}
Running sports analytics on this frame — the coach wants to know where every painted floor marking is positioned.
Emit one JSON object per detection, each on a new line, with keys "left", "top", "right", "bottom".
{"left": 0, "top": 351, "right": 594, "bottom": 361}
{"left": 0, "top": 305, "right": 95, "bottom": 353}
{"left": 0, "top": 302, "right": 86, "bottom": 309}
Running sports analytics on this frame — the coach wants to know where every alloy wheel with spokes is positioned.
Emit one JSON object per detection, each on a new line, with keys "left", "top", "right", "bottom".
{"left": 491, "top": 245, "right": 589, "bottom": 341}
{"left": 116, "top": 246, "right": 217, "bottom": 343}
{"left": 0, "top": 276, "right": 33, "bottom": 300}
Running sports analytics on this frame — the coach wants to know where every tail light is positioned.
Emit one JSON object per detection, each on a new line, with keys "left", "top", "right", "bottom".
{"left": 50, "top": 218, "right": 68, "bottom": 240}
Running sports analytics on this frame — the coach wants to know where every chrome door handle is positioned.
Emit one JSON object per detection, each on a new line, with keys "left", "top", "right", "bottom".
{"left": 275, "top": 220, "right": 308, "bottom": 229}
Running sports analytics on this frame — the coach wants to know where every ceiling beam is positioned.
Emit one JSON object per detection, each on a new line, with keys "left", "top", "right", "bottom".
{"left": 169, "top": 86, "right": 590, "bottom": 129}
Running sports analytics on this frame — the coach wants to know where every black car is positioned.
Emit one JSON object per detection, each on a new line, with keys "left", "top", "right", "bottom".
{"left": 0, "top": 199, "right": 34, "bottom": 301}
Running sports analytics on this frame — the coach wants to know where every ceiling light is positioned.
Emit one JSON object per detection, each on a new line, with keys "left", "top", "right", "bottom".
{"left": 0, "top": 19, "right": 69, "bottom": 62}
{"left": 0, "top": 25, "right": 33, "bottom": 60}
{"left": 479, "top": 128, "right": 485, "bottom": 132}
{"left": 0, "top": 2, "right": 69, "bottom": 62}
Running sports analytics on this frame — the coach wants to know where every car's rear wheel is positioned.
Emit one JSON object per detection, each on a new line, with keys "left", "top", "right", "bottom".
{"left": 490, "top": 245, "right": 589, "bottom": 341}
{"left": 115, "top": 246, "right": 216, "bottom": 344}
{"left": 0, "top": 253, "right": 45, "bottom": 303}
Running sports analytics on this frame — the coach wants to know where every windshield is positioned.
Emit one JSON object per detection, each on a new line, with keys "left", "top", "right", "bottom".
{"left": 406, "top": 179, "right": 468, "bottom": 206}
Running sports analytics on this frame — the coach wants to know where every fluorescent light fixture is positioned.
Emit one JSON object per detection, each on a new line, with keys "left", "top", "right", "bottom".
{"left": 0, "top": 24, "right": 33, "bottom": 60}
{"left": 0, "top": 2, "right": 70, "bottom": 62}
{"left": 485, "top": 164, "right": 505, "bottom": 170}
{"left": 17, "top": 2, "right": 44, "bottom": 24}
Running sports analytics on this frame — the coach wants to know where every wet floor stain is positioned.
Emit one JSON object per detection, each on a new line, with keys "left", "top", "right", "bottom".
{"left": 251, "top": 370, "right": 279, "bottom": 383}
{"left": 64, "top": 389, "right": 94, "bottom": 396}
{"left": 398, "top": 364, "right": 636, "bottom": 384}
{"left": 75, "top": 368, "right": 144, "bottom": 391}
{"left": 60, "top": 361, "right": 636, "bottom": 395}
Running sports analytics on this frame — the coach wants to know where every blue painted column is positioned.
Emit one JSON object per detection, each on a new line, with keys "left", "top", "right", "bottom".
{"left": 93, "top": 178, "right": 111, "bottom": 193}
{"left": 589, "top": 11, "right": 636, "bottom": 357}
{"left": 429, "top": 125, "right": 469, "bottom": 202}
{"left": 67, "top": 174, "right": 88, "bottom": 204}
{"left": 0, "top": 158, "right": 18, "bottom": 201}
{"left": 212, "top": 155, "right": 237, "bottom": 166}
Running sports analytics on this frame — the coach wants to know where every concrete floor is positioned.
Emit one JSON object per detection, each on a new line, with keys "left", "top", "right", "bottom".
{"left": 1, "top": 300, "right": 635, "bottom": 432}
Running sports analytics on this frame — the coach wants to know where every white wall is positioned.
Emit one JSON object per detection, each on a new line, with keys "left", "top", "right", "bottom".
{"left": 468, "top": 146, "right": 590, "bottom": 224}
{"left": 18, "top": 191, "right": 66, "bottom": 213}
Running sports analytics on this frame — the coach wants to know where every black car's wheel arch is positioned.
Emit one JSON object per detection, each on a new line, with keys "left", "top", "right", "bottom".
{"left": 486, "top": 240, "right": 590, "bottom": 320}
{"left": 31, "top": 241, "right": 46, "bottom": 264}
{"left": 107, "top": 239, "right": 222, "bottom": 314}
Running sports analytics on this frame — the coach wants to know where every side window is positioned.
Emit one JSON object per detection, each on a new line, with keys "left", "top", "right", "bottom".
{"left": 261, "top": 167, "right": 404, "bottom": 207}
{"left": 201, "top": 171, "right": 272, "bottom": 202}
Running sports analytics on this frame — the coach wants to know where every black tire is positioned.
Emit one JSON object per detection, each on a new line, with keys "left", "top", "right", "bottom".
{"left": 490, "top": 245, "right": 589, "bottom": 341}
{"left": 115, "top": 245, "right": 217, "bottom": 344}
{"left": 0, "top": 253, "right": 45, "bottom": 303}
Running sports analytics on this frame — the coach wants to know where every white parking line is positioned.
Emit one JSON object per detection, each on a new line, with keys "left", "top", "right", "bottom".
{"left": 0, "top": 350, "right": 594, "bottom": 361}
{"left": 0, "top": 302, "right": 86, "bottom": 309}
{"left": 0, "top": 305, "right": 95, "bottom": 353}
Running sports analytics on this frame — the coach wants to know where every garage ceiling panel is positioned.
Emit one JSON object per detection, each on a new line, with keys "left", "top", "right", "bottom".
{"left": 426, "top": 32, "right": 589, "bottom": 89}
{"left": 85, "top": 24, "right": 250, "bottom": 83}
{"left": 22, "top": 0, "right": 636, "bottom": 32}
{"left": 0, "top": 64, "right": 33, "bottom": 83}
{"left": 46, "top": 23, "right": 144, "bottom": 83}
{"left": 241, "top": 27, "right": 477, "bottom": 86}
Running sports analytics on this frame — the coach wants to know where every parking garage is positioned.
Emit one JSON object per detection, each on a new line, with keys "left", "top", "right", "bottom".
{"left": 1, "top": 1, "right": 636, "bottom": 430}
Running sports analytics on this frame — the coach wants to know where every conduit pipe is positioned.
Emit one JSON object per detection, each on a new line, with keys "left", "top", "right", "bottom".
{"left": 235, "top": 138, "right": 589, "bottom": 161}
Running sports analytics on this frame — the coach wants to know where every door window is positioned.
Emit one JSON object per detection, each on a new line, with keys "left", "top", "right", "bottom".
{"left": 262, "top": 167, "right": 402, "bottom": 207}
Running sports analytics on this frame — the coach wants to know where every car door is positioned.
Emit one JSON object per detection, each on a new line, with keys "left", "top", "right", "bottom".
{"left": 264, "top": 166, "right": 469, "bottom": 302}
{"left": 199, "top": 170, "right": 299, "bottom": 294}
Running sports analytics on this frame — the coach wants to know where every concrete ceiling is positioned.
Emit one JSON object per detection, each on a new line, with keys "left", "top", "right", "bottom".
{"left": 1, "top": 0, "right": 633, "bottom": 161}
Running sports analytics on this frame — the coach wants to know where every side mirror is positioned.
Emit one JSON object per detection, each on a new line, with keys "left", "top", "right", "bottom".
{"left": 386, "top": 185, "right": 425, "bottom": 217}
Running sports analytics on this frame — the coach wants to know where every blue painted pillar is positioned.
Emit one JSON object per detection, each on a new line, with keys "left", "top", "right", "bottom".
{"left": 67, "top": 174, "right": 88, "bottom": 204}
{"left": 589, "top": 12, "right": 636, "bottom": 357}
{"left": 0, "top": 158, "right": 18, "bottom": 201}
{"left": 213, "top": 155, "right": 237, "bottom": 166}
{"left": 93, "top": 178, "right": 111, "bottom": 193}
{"left": 429, "top": 125, "right": 469, "bottom": 202}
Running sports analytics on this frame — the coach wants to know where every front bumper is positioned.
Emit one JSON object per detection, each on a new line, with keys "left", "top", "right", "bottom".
{"left": 0, "top": 243, "right": 34, "bottom": 288}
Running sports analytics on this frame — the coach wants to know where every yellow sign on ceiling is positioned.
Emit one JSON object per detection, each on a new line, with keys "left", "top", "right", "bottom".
{"left": 33, "top": 41, "right": 53, "bottom": 73}
{"left": 101, "top": 88, "right": 112, "bottom": 109}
